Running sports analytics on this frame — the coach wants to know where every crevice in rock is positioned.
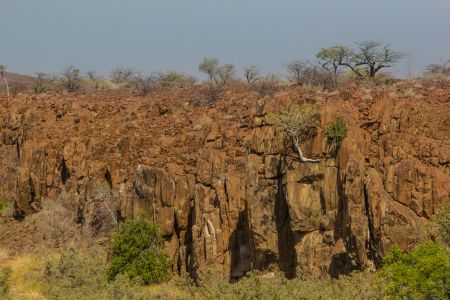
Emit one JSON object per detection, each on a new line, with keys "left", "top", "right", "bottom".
{"left": 60, "top": 159, "right": 70, "bottom": 184}
{"left": 104, "top": 169, "right": 112, "bottom": 189}
{"left": 185, "top": 203, "right": 196, "bottom": 280}
{"left": 16, "top": 140, "right": 20, "bottom": 161}
{"left": 229, "top": 208, "right": 252, "bottom": 282}
{"left": 363, "top": 183, "right": 383, "bottom": 268}
{"left": 275, "top": 158, "right": 296, "bottom": 278}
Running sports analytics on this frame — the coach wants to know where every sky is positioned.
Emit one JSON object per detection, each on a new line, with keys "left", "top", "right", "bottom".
{"left": 1, "top": 0, "right": 449, "bottom": 79}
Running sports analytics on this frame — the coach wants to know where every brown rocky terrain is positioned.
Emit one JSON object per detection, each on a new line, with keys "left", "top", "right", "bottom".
{"left": 0, "top": 81, "right": 449, "bottom": 281}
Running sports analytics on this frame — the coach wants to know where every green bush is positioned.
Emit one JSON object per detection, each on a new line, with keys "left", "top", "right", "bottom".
{"left": 378, "top": 242, "right": 450, "bottom": 299}
{"left": 326, "top": 114, "right": 348, "bottom": 154}
{"left": 107, "top": 217, "right": 171, "bottom": 284}
{"left": 0, "top": 267, "right": 11, "bottom": 298}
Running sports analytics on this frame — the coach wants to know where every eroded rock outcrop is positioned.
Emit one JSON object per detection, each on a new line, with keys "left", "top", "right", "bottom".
{"left": 0, "top": 82, "right": 449, "bottom": 280}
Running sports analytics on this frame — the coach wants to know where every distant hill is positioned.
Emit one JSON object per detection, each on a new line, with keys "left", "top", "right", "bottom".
{"left": 0, "top": 72, "right": 36, "bottom": 87}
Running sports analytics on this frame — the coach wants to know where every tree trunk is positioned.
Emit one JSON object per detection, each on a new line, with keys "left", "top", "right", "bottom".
{"left": 292, "top": 136, "right": 320, "bottom": 163}
{"left": 1, "top": 76, "right": 9, "bottom": 100}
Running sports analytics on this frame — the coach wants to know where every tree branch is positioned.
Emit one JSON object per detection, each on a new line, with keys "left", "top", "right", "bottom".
{"left": 292, "top": 135, "right": 320, "bottom": 163}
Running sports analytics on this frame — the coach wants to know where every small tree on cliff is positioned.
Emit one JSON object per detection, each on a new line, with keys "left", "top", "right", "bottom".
{"left": 0, "top": 65, "right": 10, "bottom": 100}
{"left": 267, "top": 104, "right": 321, "bottom": 163}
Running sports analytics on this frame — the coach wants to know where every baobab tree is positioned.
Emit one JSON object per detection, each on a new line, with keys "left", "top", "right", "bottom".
{"left": 267, "top": 104, "right": 321, "bottom": 163}
{"left": 0, "top": 65, "right": 10, "bottom": 100}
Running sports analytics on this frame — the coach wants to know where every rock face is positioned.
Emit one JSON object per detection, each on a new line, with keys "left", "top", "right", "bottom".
{"left": 1, "top": 82, "right": 449, "bottom": 280}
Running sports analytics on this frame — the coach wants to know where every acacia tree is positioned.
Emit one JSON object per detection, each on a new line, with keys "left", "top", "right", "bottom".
{"left": 199, "top": 57, "right": 220, "bottom": 83}
{"left": 198, "top": 57, "right": 235, "bottom": 84}
{"left": 316, "top": 41, "right": 404, "bottom": 79}
{"left": 267, "top": 104, "right": 321, "bottom": 163}
{"left": 244, "top": 65, "right": 260, "bottom": 83}
{"left": 0, "top": 65, "right": 10, "bottom": 100}
{"left": 217, "top": 63, "right": 235, "bottom": 84}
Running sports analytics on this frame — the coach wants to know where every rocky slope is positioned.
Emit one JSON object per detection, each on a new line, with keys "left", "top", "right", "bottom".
{"left": 0, "top": 81, "right": 449, "bottom": 281}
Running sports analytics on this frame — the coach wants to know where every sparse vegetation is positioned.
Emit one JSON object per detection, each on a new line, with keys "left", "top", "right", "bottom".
{"left": 426, "top": 59, "right": 450, "bottom": 77}
{"left": 267, "top": 104, "right": 321, "bottom": 163}
{"left": 0, "top": 267, "right": 12, "bottom": 298}
{"left": 110, "top": 67, "right": 135, "bottom": 84}
{"left": 34, "top": 72, "right": 50, "bottom": 94}
{"left": 0, "top": 198, "right": 12, "bottom": 217}
{"left": 159, "top": 71, "right": 197, "bottom": 88}
{"left": 198, "top": 83, "right": 223, "bottom": 104}
{"left": 244, "top": 65, "right": 260, "bottom": 84}
{"left": 326, "top": 114, "right": 348, "bottom": 155}
{"left": 107, "top": 216, "right": 171, "bottom": 284}
{"left": 60, "top": 65, "right": 82, "bottom": 92}
{"left": 130, "top": 72, "right": 159, "bottom": 96}
{"left": 431, "top": 201, "right": 450, "bottom": 247}
{"left": 286, "top": 60, "right": 335, "bottom": 89}
{"left": 194, "top": 270, "right": 379, "bottom": 300}
{"left": 254, "top": 73, "right": 280, "bottom": 97}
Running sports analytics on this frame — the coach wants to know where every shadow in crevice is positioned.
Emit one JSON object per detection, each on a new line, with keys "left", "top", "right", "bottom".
{"left": 229, "top": 209, "right": 252, "bottom": 282}
{"left": 60, "top": 159, "right": 70, "bottom": 184}
{"left": 274, "top": 158, "right": 296, "bottom": 278}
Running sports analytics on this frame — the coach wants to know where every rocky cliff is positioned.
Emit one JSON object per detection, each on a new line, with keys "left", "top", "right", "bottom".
{"left": 1, "top": 81, "right": 449, "bottom": 281}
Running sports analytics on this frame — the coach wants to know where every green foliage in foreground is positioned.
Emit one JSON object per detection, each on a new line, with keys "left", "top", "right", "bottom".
{"left": 107, "top": 217, "right": 171, "bottom": 284}
{"left": 378, "top": 241, "right": 450, "bottom": 299}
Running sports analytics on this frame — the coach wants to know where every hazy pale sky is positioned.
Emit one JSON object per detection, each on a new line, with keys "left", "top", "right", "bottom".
{"left": 1, "top": 0, "right": 449, "bottom": 78}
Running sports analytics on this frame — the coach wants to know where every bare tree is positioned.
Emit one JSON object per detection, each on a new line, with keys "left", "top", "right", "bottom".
{"left": 86, "top": 71, "right": 96, "bottom": 81}
{"left": 267, "top": 104, "right": 321, "bottom": 163}
{"left": 61, "top": 66, "right": 82, "bottom": 92}
{"left": 244, "top": 65, "right": 260, "bottom": 84}
{"left": 0, "top": 65, "right": 10, "bottom": 100}
{"left": 110, "top": 67, "right": 135, "bottom": 84}
{"left": 255, "top": 73, "right": 280, "bottom": 97}
{"left": 426, "top": 59, "right": 450, "bottom": 76}
{"left": 353, "top": 41, "right": 404, "bottom": 78}
{"left": 286, "top": 60, "right": 307, "bottom": 85}
{"left": 286, "top": 60, "right": 335, "bottom": 89}
{"left": 86, "top": 71, "right": 100, "bottom": 89}
{"left": 131, "top": 72, "right": 159, "bottom": 96}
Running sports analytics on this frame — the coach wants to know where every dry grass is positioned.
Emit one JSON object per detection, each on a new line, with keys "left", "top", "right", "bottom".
{"left": 2, "top": 254, "right": 48, "bottom": 299}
